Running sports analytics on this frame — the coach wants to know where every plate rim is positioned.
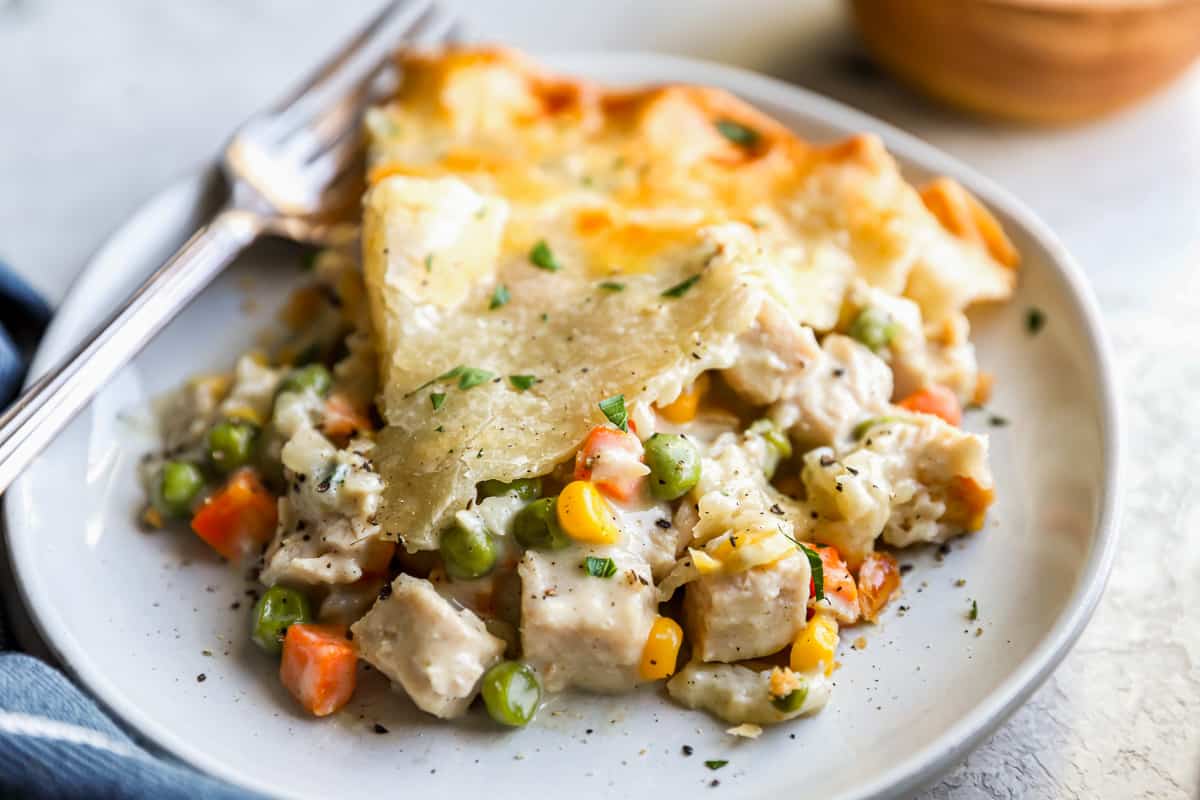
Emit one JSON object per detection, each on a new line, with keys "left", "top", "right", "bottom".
{"left": 6, "top": 50, "right": 1122, "bottom": 800}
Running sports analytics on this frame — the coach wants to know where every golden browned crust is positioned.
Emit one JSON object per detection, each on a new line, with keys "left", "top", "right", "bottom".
{"left": 374, "top": 47, "right": 1016, "bottom": 266}
{"left": 920, "top": 178, "right": 1020, "bottom": 269}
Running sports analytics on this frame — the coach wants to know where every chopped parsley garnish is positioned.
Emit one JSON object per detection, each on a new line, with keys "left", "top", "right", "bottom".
{"left": 1025, "top": 307, "right": 1046, "bottom": 335}
{"left": 797, "top": 542, "right": 825, "bottom": 602}
{"left": 598, "top": 281, "right": 626, "bottom": 292}
{"left": 408, "top": 365, "right": 466, "bottom": 396}
{"left": 424, "top": 254, "right": 433, "bottom": 272}
{"left": 457, "top": 367, "right": 495, "bottom": 390}
{"left": 704, "top": 760, "right": 729, "bottom": 771}
{"left": 540, "top": 312, "right": 549, "bottom": 323}
{"left": 489, "top": 283, "right": 510, "bottom": 310}
{"left": 430, "top": 392, "right": 446, "bottom": 411}
{"left": 509, "top": 374, "right": 538, "bottom": 391}
{"left": 715, "top": 118, "right": 759, "bottom": 148}
{"left": 529, "top": 239, "right": 561, "bottom": 272}
{"left": 598, "top": 394, "right": 628, "bottom": 431}
{"left": 582, "top": 556, "right": 617, "bottom": 579}
{"left": 969, "top": 599, "right": 979, "bottom": 621}
{"left": 661, "top": 274, "right": 701, "bottom": 298}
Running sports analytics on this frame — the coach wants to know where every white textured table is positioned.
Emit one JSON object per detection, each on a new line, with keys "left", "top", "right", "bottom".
{"left": 1, "top": 1, "right": 1197, "bottom": 797}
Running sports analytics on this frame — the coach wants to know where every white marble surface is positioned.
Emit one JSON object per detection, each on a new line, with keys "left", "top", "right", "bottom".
{"left": 1, "top": 1, "right": 1197, "bottom": 797}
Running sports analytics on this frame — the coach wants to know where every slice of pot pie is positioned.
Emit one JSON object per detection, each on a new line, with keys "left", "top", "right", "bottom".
{"left": 141, "top": 48, "right": 1015, "bottom": 728}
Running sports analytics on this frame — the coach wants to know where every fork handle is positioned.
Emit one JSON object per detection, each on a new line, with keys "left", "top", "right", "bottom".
{"left": 0, "top": 208, "right": 263, "bottom": 495}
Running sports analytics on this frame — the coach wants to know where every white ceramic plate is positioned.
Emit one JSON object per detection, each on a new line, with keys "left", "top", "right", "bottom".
{"left": 6, "top": 52, "right": 1119, "bottom": 800}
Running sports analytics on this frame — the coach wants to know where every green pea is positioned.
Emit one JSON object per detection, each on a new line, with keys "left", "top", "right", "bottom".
{"left": 771, "top": 684, "right": 808, "bottom": 713}
{"left": 251, "top": 586, "right": 312, "bottom": 655}
{"left": 278, "top": 363, "right": 332, "bottom": 398}
{"left": 851, "top": 415, "right": 903, "bottom": 441}
{"left": 513, "top": 497, "right": 570, "bottom": 550}
{"left": 481, "top": 661, "right": 541, "bottom": 727}
{"left": 643, "top": 433, "right": 701, "bottom": 501}
{"left": 478, "top": 477, "right": 543, "bottom": 502}
{"left": 152, "top": 460, "right": 205, "bottom": 518}
{"left": 748, "top": 418, "right": 792, "bottom": 478}
{"left": 441, "top": 513, "right": 498, "bottom": 580}
{"left": 207, "top": 419, "right": 260, "bottom": 473}
{"left": 848, "top": 307, "right": 897, "bottom": 352}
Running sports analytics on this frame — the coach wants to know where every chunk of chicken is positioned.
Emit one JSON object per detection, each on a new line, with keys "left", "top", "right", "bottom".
{"left": 261, "top": 429, "right": 391, "bottom": 586}
{"left": 722, "top": 297, "right": 821, "bottom": 406}
{"left": 771, "top": 334, "right": 893, "bottom": 448}
{"left": 804, "top": 413, "right": 994, "bottom": 566}
{"left": 691, "top": 433, "right": 804, "bottom": 536}
{"left": 518, "top": 547, "right": 656, "bottom": 692}
{"left": 351, "top": 574, "right": 506, "bottom": 719}
{"left": 683, "top": 550, "right": 811, "bottom": 662}
{"left": 846, "top": 279, "right": 979, "bottom": 402}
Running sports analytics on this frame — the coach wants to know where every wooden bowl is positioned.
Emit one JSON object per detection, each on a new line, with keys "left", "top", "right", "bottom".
{"left": 848, "top": 0, "right": 1200, "bottom": 123}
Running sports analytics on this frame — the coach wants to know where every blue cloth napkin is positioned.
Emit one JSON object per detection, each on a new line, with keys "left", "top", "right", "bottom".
{"left": 0, "top": 262, "right": 256, "bottom": 799}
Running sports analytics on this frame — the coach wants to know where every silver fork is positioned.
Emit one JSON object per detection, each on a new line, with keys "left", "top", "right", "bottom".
{"left": 0, "top": 0, "right": 461, "bottom": 494}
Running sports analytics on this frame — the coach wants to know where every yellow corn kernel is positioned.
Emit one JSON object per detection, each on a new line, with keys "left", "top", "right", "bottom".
{"left": 655, "top": 373, "right": 709, "bottom": 424}
{"left": 790, "top": 614, "right": 839, "bottom": 676}
{"left": 556, "top": 480, "right": 620, "bottom": 544}
{"left": 639, "top": 616, "right": 684, "bottom": 681}
{"left": 223, "top": 405, "right": 263, "bottom": 426}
